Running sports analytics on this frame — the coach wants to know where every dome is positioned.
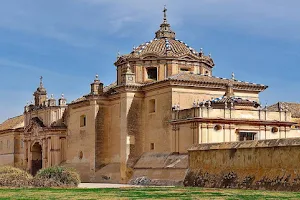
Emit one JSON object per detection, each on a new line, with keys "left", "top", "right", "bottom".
{"left": 121, "top": 6, "right": 214, "bottom": 67}
{"left": 130, "top": 38, "right": 200, "bottom": 58}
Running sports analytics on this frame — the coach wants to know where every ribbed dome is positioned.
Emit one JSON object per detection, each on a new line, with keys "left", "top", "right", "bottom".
{"left": 129, "top": 38, "right": 200, "bottom": 58}
{"left": 120, "top": 6, "right": 214, "bottom": 67}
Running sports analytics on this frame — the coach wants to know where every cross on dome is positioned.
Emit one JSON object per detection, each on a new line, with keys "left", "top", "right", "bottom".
{"left": 155, "top": 6, "right": 176, "bottom": 39}
{"left": 163, "top": 5, "right": 167, "bottom": 23}
{"left": 40, "top": 76, "right": 43, "bottom": 88}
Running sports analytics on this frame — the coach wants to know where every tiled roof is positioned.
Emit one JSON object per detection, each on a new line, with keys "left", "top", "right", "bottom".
{"left": 70, "top": 82, "right": 118, "bottom": 104}
{"left": 268, "top": 102, "right": 300, "bottom": 118}
{"left": 123, "top": 38, "right": 213, "bottom": 65}
{"left": 129, "top": 38, "right": 199, "bottom": 57}
{"left": 167, "top": 73, "right": 266, "bottom": 88}
{"left": 0, "top": 115, "right": 24, "bottom": 131}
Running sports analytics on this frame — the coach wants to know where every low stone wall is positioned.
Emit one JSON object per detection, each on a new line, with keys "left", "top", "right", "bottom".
{"left": 131, "top": 152, "right": 188, "bottom": 186}
{"left": 184, "top": 138, "right": 300, "bottom": 191}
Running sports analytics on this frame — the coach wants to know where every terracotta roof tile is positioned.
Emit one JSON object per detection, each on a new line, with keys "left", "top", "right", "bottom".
{"left": 268, "top": 102, "right": 300, "bottom": 118}
{"left": 0, "top": 115, "right": 24, "bottom": 131}
{"left": 167, "top": 73, "right": 266, "bottom": 88}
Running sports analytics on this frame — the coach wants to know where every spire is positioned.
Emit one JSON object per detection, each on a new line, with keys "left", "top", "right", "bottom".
{"left": 163, "top": 5, "right": 168, "bottom": 23}
{"left": 155, "top": 6, "right": 176, "bottom": 39}
{"left": 40, "top": 76, "right": 43, "bottom": 88}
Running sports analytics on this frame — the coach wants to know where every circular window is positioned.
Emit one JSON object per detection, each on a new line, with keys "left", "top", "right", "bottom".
{"left": 79, "top": 151, "right": 83, "bottom": 160}
{"left": 214, "top": 125, "right": 222, "bottom": 131}
{"left": 271, "top": 127, "right": 279, "bottom": 133}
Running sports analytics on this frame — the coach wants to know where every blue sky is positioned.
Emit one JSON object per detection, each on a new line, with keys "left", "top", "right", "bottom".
{"left": 1, "top": 0, "right": 300, "bottom": 123}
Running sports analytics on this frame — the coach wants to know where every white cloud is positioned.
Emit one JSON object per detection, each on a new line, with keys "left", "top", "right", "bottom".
{"left": 1, "top": 0, "right": 299, "bottom": 46}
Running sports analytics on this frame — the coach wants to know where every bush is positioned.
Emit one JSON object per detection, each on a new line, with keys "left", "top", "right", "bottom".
{"left": 0, "top": 166, "right": 33, "bottom": 187}
{"left": 33, "top": 166, "right": 80, "bottom": 187}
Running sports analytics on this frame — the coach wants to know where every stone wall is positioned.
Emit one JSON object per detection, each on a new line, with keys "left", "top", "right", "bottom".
{"left": 131, "top": 152, "right": 188, "bottom": 186}
{"left": 184, "top": 138, "right": 300, "bottom": 191}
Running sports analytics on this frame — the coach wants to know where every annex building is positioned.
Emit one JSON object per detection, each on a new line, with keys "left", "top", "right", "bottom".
{"left": 1, "top": 8, "right": 300, "bottom": 183}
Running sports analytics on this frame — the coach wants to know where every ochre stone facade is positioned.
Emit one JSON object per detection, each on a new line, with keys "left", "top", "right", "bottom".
{"left": 185, "top": 138, "right": 300, "bottom": 191}
{"left": 0, "top": 8, "right": 300, "bottom": 183}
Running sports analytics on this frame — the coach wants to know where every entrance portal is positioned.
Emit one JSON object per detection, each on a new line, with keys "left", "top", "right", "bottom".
{"left": 31, "top": 143, "right": 42, "bottom": 176}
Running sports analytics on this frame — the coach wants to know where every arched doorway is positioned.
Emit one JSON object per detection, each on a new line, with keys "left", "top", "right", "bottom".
{"left": 31, "top": 143, "right": 42, "bottom": 176}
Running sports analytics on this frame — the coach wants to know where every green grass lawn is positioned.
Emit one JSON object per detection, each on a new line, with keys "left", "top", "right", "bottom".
{"left": 0, "top": 187, "right": 299, "bottom": 200}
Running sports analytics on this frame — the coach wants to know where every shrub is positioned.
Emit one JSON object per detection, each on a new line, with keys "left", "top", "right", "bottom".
{"left": 0, "top": 166, "right": 33, "bottom": 187}
{"left": 33, "top": 166, "right": 80, "bottom": 187}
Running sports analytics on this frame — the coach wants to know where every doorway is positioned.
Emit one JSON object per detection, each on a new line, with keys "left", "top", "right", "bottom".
{"left": 31, "top": 143, "right": 42, "bottom": 176}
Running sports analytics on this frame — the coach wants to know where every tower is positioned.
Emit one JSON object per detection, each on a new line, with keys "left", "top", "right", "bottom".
{"left": 33, "top": 76, "right": 47, "bottom": 106}
{"left": 90, "top": 75, "right": 104, "bottom": 95}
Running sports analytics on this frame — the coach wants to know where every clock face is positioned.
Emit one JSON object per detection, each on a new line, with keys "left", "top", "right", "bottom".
{"left": 128, "top": 77, "right": 133, "bottom": 81}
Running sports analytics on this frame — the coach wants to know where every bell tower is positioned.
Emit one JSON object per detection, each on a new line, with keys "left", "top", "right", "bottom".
{"left": 33, "top": 76, "right": 47, "bottom": 106}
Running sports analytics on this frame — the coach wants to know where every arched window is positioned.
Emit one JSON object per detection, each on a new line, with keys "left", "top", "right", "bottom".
{"left": 147, "top": 67, "right": 158, "bottom": 80}
{"left": 80, "top": 115, "right": 86, "bottom": 127}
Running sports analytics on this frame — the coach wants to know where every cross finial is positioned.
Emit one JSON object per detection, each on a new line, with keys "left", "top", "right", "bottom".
{"left": 163, "top": 5, "right": 167, "bottom": 23}
{"left": 40, "top": 76, "right": 43, "bottom": 87}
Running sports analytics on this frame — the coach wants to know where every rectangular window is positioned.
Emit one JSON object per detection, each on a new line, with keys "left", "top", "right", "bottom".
{"left": 80, "top": 115, "right": 87, "bottom": 127}
{"left": 0, "top": 141, "right": 2, "bottom": 150}
{"left": 147, "top": 68, "right": 158, "bottom": 80}
{"left": 180, "top": 68, "right": 189, "bottom": 72}
{"left": 239, "top": 132, "right": 256, "bottom": 141}
{"left": 149, "top": 99, "right": 156, "bottom": 113}
{"left": 150, "top": 143, "right": 155, "bottom": 150}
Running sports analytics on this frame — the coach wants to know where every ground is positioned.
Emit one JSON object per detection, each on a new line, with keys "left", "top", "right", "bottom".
{"left": 0, "top": 187, "right": 300, "bottom": 200}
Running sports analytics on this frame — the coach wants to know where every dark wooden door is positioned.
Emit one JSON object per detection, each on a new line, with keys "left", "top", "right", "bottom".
{"left": 32, "top": 160, "right": 42, "bottom": 176}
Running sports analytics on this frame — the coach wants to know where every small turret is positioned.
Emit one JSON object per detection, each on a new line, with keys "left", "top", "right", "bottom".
{"left": 90, "top": 74, "right": 104, "bottom": 95}
{"left": 58, "top": 94, "right": 67, "bottom": 106}
{"left": 48, "top": 94, "right": 56, "bottom": 106}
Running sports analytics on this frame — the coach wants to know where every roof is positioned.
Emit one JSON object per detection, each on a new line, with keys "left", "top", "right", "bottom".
{"left": 268, "top": 102, "right": 300, "bottom": 118}
{"left": 0, "top": 115, "right": 24, "bottom": 131}
{"left": 70, "top": 82, "right": 118, "bottom": 104}
{"left": 118, "top": 8, "right": 214, "bottom": 67}
{"left": 124, "top": 38, "right": 213, "bottom": 64}
{"left": 167, "top": 73, "right": 265, "bottom": 87}
{"left": 188, "top": 138, "right": 300, "bottom": 151}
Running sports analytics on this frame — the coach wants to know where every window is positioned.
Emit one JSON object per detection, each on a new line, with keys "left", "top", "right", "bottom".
{"left": 147, "top": 67, "right": 158, "bottom": 80}
{"left": 80, "top": 115, "right": 87, "bottom": 127}
{"left": 7, "top": 140, "right": 10, "bottom": 149}
{"left": 0, "top": 141, "right": 2, "bottom": 150}
{"left": 150, "top": 143, "right": 155, "bottom": 150}
{"left": 20, "top": 140, "right": 24, "bottom": 148}
{"left": 149, "top": 99, "right": 156, "bottom": 113}
{"left": 180, "top": 68, "right": 189, "bottom": 72}
{"left": 239, "top": 132, "right": 256, "bottom": 141}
